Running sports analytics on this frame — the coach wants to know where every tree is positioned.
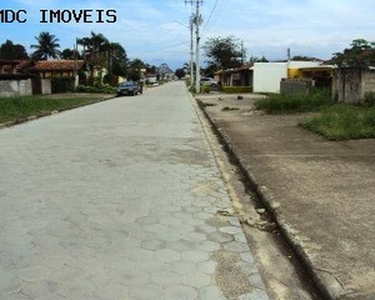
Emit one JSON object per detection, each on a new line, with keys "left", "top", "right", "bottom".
{"left": 128, "top": 58, "right": 146, "bottom": 81}
{"left": 0, "top": 40, "right": 29, "bottom": 59}
{"left": 61, "top": 48, "right": 82, "bottom": 60}
{"left": 249, "top": 55, "right": 269, "bottom": 63}
{"left": 331, "top": 39, "right": 375, "bottom": 69}
{"left": 31, "top": 32, "right": 61, "bottom": 60}
{"left": 78, "top": 32, "right": 110, "bottom": 78}
{"left": 175, "top": 68, "right": 186, "bottom": 79}
{"left": 292, "top": 55, "right": 319, "bottom": 61}
{"left": 108, "top": 42, "right": 128, "bottom": 77}
{"left": 203, "top": 36, "right": 242, "bottom": 71}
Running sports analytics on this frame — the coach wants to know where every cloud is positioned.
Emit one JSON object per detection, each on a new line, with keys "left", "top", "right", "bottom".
{"left": 3, "top": 0, "right": 375, "bottom": 68}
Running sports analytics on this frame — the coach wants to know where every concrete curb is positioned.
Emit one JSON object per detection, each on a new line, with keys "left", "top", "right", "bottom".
{"left": 195, "top": 97, "right": 345, "bottom": 300}
{"left": 0, "top": 95, "right": 116, "bottom": 130}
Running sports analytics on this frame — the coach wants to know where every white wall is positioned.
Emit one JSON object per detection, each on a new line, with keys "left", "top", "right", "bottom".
{"left": 288, "top": 61, "right": 322, "bottom": 69}
{"left": 252, "top": 63, "right": 288, "bottom": 93}
{"left": 0, "top": 79, "right": 32, "bottom": 97}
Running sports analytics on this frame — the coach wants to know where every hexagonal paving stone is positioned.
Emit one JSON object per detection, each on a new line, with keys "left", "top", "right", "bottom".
{"left": 184, "top": 232, "right": 208, "bottom": 242}
{"left": 240, "top": 252, "right": 255, "bottom": 264}
{"left": 197, "top": 261, "right": 218, "bottom": 275}
{"left": 141, "top": 239, "right": 166, "bottom": 251}
{"left": 182, "top": 250, "right": 210, "bottom": 263}
{"left": 148, "top": 271, "right": 182, "bottom": 287}
{"left": 223, "top": 241, "right": 250, "bottom": 253}
{"left": 168, "top": 240, "right": 196, "bottom": 252}
{"left": 219, "top": 226, "right": 244, "bottom": 235}
{"left": 194, "top": 212, "right": 213, "bottom": 220}
{"left": 166, "top": 260, "right": 196, "bottom": 275}
{"left": 235, "top": 233, "right": 248, "bottom": 243}
{"left": 155, "top": 249, "right": 181, "bottom": 262}
{"left": 159, "top": 217, "right": 183, "bottom": 226}
{"left": 248, "top": 273, "right": 266, "bottom": 290}
{"left": 207, "top": 231, "right": 234, "bottom": 243}
{"left": 182, "top": 272, "right": 211, "bottom": 288}
{"left": 196, "top": 241, "right": 221, "bottom": 252}
{"left": 135, "top": 216, "right": 159, "bottom": 225}
{"left": 183, "top": 206, "right": 203, "bottom": 214}
{"left": 165, "top": 284, "right": 198, "bottom": 300}
{"left": 199, "top": 286, "right": 226, "bottom": 300}
{"left": 195, "top": 225, "right": 217, "bottom": 235}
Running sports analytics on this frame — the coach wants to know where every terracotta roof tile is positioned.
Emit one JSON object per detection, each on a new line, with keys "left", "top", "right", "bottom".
{"left": 32, "top": 60, "right": 85, "bottom": 71}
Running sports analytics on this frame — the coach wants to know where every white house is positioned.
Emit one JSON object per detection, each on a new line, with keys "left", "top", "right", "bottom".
{"left": 251, "top": 61, "right": 324, "bottom": 93}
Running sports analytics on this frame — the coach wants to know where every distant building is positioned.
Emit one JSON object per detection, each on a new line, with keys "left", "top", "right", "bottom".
{"left": 215, "top": 61, "right": 333, "bottom": 93}
{"left": 30, "top": 60, "right": 85, "bottom": 79}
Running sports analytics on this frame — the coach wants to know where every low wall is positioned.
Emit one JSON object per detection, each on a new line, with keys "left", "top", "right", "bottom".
{"left": 280, "top": 78, "right": 314, "bottom": 95}
{"left": 41, "top": 79, "right": 52, "bottom": 95}
{"left": 332, "top": 69, "right": 375, "bottom": 104}
{"left": 0, "top": 79, "right": 32, "bottom": 97}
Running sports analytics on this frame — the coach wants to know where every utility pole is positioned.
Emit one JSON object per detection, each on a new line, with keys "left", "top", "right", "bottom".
{"left": 74, "top": 37, "right": 78, "bottom": 89}
{"left": 241, "top": 41, "right": 245, "bottom": 64}
{"left": 190, "top": 14, "right": 194, "bottom": 88}
{"left": 185, "top": 0, "right": 203, "bottom": 93}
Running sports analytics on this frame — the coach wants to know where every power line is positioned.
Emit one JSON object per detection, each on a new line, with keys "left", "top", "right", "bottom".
{"left": 202, "top": 0, "right": 219, "bottom": 33}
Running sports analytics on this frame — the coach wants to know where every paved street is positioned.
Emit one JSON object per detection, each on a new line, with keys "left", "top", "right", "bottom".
{"left": 0, "top": 82, "right": 269, "bottom": 300}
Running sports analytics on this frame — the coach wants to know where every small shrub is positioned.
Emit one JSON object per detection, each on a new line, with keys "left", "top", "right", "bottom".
{"left": 202, "top": 103, "right": 217, "bottom": 107}
{"left": 201, "top": 85, "right": 211, "bottom": 94}
{"left": 76, "top": 84, "right": 116, "bottom": 94}
{"left": 222, "top": 106, "right": 239, "bottom": 111}
{"left": 51, "top": 76, "right": 75, "bottom": 93}
{"left": 189, "top": 85, "right": 196, "bottom": 94}
{"left": 222, "top": 86, "right": 252, "bottom": 94}
{"left": 364, "top": 92, "right": 375, "bottom": 107}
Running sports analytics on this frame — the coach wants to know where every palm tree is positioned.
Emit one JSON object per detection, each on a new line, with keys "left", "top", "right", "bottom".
{"left": 31, "top": 32, "right": 61, "bottom": 60}
{"left": 78, "top": 32, "right": 109, "bottom": 78}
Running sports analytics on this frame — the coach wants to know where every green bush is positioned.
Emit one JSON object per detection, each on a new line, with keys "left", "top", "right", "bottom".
{"left": 189, "top": 85, "right": 196, "bottom": 94}
{"left": 51, "top": 76, "right": 75, "bottom": 93}
{"left": 76, "top": 84, "right": 116, "bottom": 94}
{"left": 254, "top": 88, "right": 333, "bottom": 114}
{"left": 222, "top": 86, "right": 252, "bottom": 94}
{"left": 103, "top": 74, "right": 119, "bottom": 86}
{"left": 201, "top": 85, "right": 211, "bottom": 94}
{"left": 364, "top": 92, "right": 375, "bottom": 107}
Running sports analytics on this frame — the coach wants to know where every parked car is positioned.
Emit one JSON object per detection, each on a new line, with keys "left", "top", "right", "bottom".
{"left": 117, "top": 81, "right": 142, "bottom": 96}
{"left": 200, "top": 77, "right": 218, "bottom": 87}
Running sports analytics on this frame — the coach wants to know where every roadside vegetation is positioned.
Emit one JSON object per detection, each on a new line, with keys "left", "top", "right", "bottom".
{"left": 0, "top": 95, "right": 101, "bottom": 123}
{"left": 254, "top": 88, "right": 375, "bottom": 140}
{"left": 254, "top": 89, "right": 333, "bottom": 114}
{"left": 300, "top": 104, "right": 375, "bottom": 141}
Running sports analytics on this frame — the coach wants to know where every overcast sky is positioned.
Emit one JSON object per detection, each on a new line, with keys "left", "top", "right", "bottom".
{"left": 2, "top": 0, "right": 375, "bottom": 69}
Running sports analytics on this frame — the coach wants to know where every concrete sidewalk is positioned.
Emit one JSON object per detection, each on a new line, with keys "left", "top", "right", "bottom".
{"left": 197, "top": 94, "right": 375, "bottom": 300}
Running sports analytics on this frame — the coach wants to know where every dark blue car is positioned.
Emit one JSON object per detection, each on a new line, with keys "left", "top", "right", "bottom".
{"left": 117, "top": 81, "right": 142, "bottom": 96}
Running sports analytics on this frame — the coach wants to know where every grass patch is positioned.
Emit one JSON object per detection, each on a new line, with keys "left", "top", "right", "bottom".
{"left": 222, "top": 106, "right": 240, "bottom": 111}
{"left": 299, "top": 105, "right": 375, "bottom": 140}
{"left": 254, "top": 89, "right": 334, "bottom": 114}
{"left": 0, "top": 95, "right": 101, "bottom": 123}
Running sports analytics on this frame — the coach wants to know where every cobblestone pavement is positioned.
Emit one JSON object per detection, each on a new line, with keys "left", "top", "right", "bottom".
{"left": 0, "top": 82, "right": 270, "bottom": 300}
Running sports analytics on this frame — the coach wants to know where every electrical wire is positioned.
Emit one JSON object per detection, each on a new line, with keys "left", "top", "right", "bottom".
{"left": 202, "top": 0, "right": 219, "bottom": 33}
